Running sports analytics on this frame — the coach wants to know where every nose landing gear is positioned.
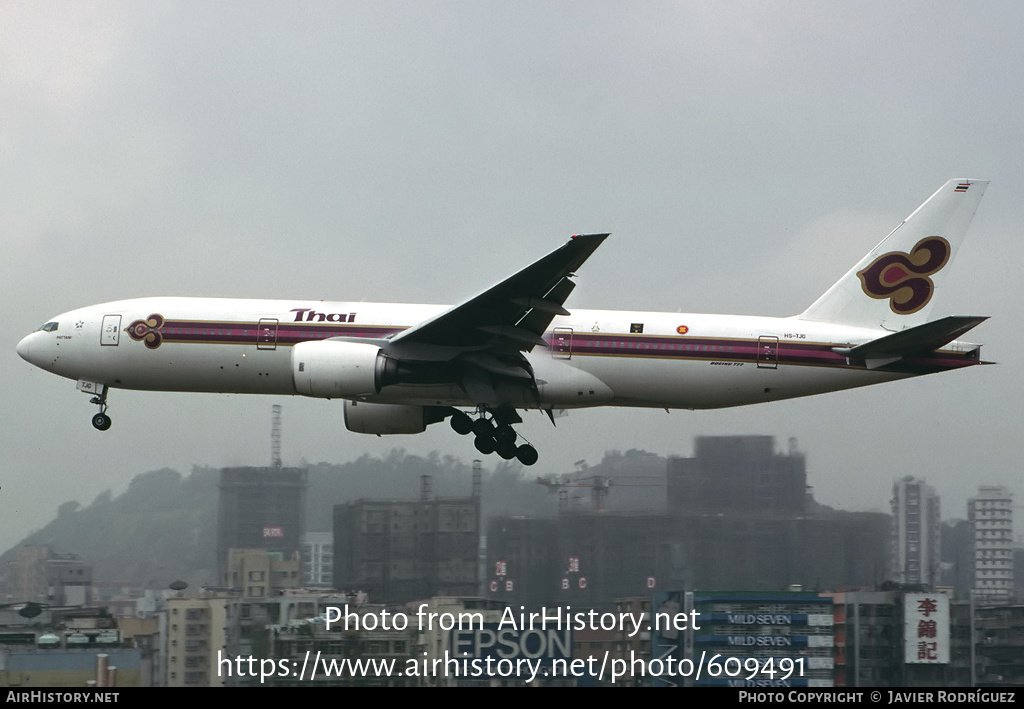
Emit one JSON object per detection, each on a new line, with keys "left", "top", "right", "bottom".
{"left": 89, "top": 387, "right": 111, "bottom": 431}
{"left": 449, "top": 409, "right": 538, "bottom": 466}
{"left": 91, "top": 412, "right": 112, "bottom": 431}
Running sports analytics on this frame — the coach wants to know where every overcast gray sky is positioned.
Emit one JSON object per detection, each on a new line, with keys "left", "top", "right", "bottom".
{"left": 3, "top": 1, "right": 1022, "bottom": 555}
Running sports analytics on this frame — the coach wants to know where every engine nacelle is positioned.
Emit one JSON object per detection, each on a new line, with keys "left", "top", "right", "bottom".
{"left": 343, "top": 401, "right": 446, "bottom": 435}
{"left": 291, "top": 340, "right": 387, "bottom": 398}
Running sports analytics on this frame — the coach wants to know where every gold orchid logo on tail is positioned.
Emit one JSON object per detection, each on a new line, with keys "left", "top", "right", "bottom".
{"left": 857, "top": 237, "right": 951, "bottom": 315}
{"left": 126, "top": 314, "right": 165, "bottom": 349}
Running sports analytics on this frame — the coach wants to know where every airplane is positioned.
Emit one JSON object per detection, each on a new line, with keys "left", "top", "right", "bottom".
{"left": 17, "top": 178, "right": 990, "bottom": 466}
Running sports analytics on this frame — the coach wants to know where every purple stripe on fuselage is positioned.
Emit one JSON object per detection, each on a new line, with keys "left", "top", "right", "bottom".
{"left": 152, "top": 319, "right": 979, "bottom": 375}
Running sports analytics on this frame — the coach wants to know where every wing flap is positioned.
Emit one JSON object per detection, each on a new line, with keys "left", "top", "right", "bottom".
{"left": 515, "top": 277, "right": 577, "bottom": 337}
{"left": 476, "top": 325, "right": 549, "bottom": 348}
{"left": 509, "top": 297, "right": 571, "bottom": 316}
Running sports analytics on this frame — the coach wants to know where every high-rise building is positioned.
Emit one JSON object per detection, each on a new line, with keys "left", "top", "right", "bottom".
{"left": 486, "top": 507, "right": 890, "bottom": 608}
{"left": 216, "top": 466, "right": 308, "bottom": 576}
{"left": 890, "top": 476, "right": 941, "bottom": 588}
{"left": 301, "top": 532, "right": 334, "bottom": 587}
{"left": 667, "top": 435, "right": 806, "bottom": 516}
{"left": 969, "top": 485, "right": 1014, "bottom": 604}
{"left": 488, "top": 436, "right": 889, "bottom": 608}
{"left": 163, "top": 596, "right": 230, "bottom": 687}
{"left": 333, "top": 482, "right": 481, "bottom": 603}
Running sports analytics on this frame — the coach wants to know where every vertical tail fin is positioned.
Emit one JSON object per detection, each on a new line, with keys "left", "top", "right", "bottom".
{"left": 799, "top": 179, "right": 988, "bottom": 330}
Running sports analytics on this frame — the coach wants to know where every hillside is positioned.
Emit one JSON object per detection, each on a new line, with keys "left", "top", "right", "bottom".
{"left": 1, "top": 449, "right": 665, "bottom": 590}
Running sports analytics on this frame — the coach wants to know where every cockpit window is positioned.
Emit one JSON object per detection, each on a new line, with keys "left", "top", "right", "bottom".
{"left": 38, "top": 322, "right": 59, "bottom": 332}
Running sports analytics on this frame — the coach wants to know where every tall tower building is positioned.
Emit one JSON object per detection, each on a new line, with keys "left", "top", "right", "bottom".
{"left": 216, "top": 466, "right": 308, "bottom": 578}
{"left": 969, "top": 485, "right": 1014, "bottom": 604}
{"left": 890, "top": 476, "right": 941, "bottom": 588}
{"left": 666, "top": 435, "right": 806, "bottom": 516}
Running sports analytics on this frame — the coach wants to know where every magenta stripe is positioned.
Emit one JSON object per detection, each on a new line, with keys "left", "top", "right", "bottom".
{"left": 148, "top": 318, "right": 981, "bottom": 375}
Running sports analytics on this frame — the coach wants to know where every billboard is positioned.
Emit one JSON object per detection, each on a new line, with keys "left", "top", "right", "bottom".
{"left": 903, "top": 592, "right": 949, "bottom": 664}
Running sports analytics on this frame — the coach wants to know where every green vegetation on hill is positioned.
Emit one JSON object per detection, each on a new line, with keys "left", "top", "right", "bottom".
{"left": 2, "top": 450, "right": 662, "bottom": 590}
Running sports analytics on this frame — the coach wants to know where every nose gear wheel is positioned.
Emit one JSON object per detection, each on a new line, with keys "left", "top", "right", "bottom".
{"left": 89, "top": 387, "right": 112, "bottom": 431}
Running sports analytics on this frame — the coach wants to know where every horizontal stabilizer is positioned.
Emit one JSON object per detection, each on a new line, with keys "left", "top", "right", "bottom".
{"left": 835, "top": 315, "right": 988, "bottom": 361}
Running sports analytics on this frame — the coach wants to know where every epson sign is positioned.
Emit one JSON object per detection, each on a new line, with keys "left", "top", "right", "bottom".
{"left": 450, "top": 624, "right": 571, "bottom": 661}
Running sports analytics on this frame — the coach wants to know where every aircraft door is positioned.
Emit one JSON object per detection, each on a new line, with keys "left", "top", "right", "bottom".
{"left": 101, "top": 315, "right": 121, "bottom": 346}
{"left": 757, "top": 336, "right": 779, "bottom": 369}
{"left": 552, "top": 327, "right": 573, "bottom": 359}
{"left": 257, "top": 319, "right": 278, "bottom": 350}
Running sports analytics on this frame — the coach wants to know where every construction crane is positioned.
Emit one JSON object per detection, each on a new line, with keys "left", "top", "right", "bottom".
{"left": 536, "top": 460, "right": 663, "bottom": 512}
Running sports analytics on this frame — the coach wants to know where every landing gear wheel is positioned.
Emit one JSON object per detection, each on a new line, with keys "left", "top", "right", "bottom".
{"left": 89, "top": 386, "right": 111, "bottom": 431}
{"left": 474, "top": 434, "right": 496, "bottom": 455}
{"left": 450, "top": 411, "right": 473, "bottom": 435}
{"left": 494, "top": 425, "right": 516, "bottom": 447}
{"left": 92, "top": 412, "right": 112, "bottom": 431}
{"left": 471, "top": 418, "right": 495, "bottom": 437}
{"left": 515, "top": 444, "right": 538, "bottom": 466}
{"left": 496, "top": 442, "right": 518, "bottom": 460}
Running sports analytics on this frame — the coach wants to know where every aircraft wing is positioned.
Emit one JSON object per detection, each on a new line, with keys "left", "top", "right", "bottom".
{"left": 386, "top": 233, "right": 609, "bottom": 361}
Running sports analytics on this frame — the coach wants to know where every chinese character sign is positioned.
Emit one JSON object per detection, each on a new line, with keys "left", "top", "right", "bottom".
{"left": 903, "top": 593, "right": 949, "bottom": 664}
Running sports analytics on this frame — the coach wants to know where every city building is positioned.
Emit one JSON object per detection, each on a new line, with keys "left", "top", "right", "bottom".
{"left": 414, "top": 596, "right": 573, "bottom": 687}
{"left": 828, "top": 589, "right": 972, "bottom": 687}
{"left": 975, "top": 603, "right": 1024, "bottom": 685}
{"left": 224, "top": 548, "right": 301, "bottom": 597}
{"left": 667, "top": 436, "right": 807, "bottom": 516}
{"left": 300, "top": 532, "right": 334, "bottom": 587}
{"left": 655, "top": 590, "right": 834, "bottom": 687}
{"left": 162, "top": 596, "right": 230, "bottom": 687}
{"left": 0, "top": 607, "right": 142, "bottom": 687}
{"left": 9, "top": 546, "right": 93, "bottom": 607}
{"left": 486, "top": 438, "right": 886, "bottom": 610}
{"left": 332, "top": 478, "right": 481, "bottom": 604}
{"left": 969, "top": 486, "right": 1014, "bottom": 604}
{"left": 0, "top": 646, "right": 141, "bottom": 687}
{"left": 216, "top": 466, "right": 308, "bottom": 577}
{"left": 891, "top": 477, "right": 941, "bottom": 588}
{"left": 572, "top": 596, "right": 652, "bottom": 686}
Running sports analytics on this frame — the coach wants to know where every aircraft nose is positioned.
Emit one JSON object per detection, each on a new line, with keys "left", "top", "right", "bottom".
{"left": 16, "top": 333, "right": 32, "bottom": 362}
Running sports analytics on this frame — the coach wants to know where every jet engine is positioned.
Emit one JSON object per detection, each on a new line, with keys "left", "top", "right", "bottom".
{"left": 343, "top": 400, "right": 448, "bottom": 434}
{"left": 291, "top": 340, "right": 395, "bottom": 398}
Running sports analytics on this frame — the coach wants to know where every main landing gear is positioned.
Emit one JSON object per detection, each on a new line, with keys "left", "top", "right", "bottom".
{"left": 449, "top": 410, "right": 539, "bottom": 466}
{"left": 90, "top": 387, "right": 111, "bottom": 431}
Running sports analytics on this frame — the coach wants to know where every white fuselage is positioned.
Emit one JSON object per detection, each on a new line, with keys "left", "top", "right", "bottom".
{"left": 16, "top": 296, "right": 980, "bottom": 412}
{"left": 14, "top": 180, "right": 990, "bottom": 461}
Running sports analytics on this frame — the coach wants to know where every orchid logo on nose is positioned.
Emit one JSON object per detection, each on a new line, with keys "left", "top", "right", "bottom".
{"left": 126, "top": 314, "right": 165, "bottom": 349}
{"left": 857, "top": 236, "right": 951, "bottom": 315}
